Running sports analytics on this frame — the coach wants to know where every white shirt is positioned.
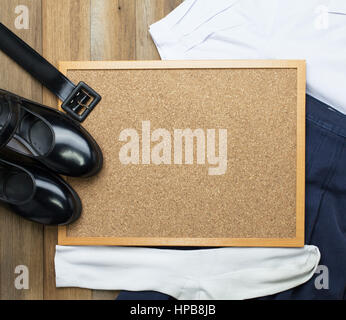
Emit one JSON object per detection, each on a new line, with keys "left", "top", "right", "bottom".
{"left": 150, "top": 0, "right": 346, "bottom": 113}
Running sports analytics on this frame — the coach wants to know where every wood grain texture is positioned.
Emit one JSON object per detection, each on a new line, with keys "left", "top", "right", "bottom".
{"left": 42, "top": 0, "right": 92, "bottom": 300}
{"left": 0, "top": 0, "right": 43, "bottom": 300}
{"left": 91, "top": 0, "right": 136, "bottom": 60}
{"left": 90, "top": 0, "right": 138, "bottom": 300}
{"left": 136, "top": 0, "right": 182, "bottom": 60}
{"left": 296, "top": 62, "right": 306, "bottom": 246}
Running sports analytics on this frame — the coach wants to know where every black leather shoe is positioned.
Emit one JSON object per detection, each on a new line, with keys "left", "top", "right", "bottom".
{"left": 0, "top": 148, "right": 82, "bottom": 226}
{"left": 0, "top": 89, "right": 103, "bottom": 177}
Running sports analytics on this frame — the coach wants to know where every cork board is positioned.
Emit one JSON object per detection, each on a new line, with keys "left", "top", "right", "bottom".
{"left": 58, "top": 60, "right": 306, "bottom": 247}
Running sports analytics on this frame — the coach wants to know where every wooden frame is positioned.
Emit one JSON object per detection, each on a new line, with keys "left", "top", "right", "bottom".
{"left": 58, "top": 60, "right": 306, "bottom": 247}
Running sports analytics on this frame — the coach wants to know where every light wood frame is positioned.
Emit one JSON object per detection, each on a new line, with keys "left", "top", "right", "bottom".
{"left": 58, "top": 60, "right": 306, "bottom": 247}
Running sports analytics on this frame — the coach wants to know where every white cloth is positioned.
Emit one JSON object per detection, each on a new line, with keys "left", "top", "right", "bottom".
{"left": 55, "top": 0, "right": 331, "bottom": 299}
{"left": 55, "top": 245, "right": 320, "bottom": 300}
{"left": 150, "top": 0, "right": 346, "bottom": 114}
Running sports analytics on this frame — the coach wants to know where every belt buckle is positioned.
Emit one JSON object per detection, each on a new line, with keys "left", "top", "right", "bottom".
{"left": 61, "top": 81, "right": 101, "bottom": 122}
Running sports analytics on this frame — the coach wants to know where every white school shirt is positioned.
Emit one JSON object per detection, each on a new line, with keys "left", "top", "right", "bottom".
{"left": 150, "top": 0, "right": 346, "bottom": 114}
{"left": 55, "top": 0, "right": 333, "bottom": 298}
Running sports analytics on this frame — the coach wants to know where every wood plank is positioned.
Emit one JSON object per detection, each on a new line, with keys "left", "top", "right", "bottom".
{"left": 91, "top": 0, "right": 136, "bottom": 61}
{"left": 92, "top": 290, "right": 118, "bottom": 300}
{"left": 135, "top": 0, "right": 182, "bottom": 60}
{"left": 0, "top": 0, "right": 43, "bottom": 300}
{"left": 89, "top": 0, "right": 136, "bottom": 299}
{"left": 136, "top": 0, "right": 160, "bottom": 60}
{"left": 42, "top": 0, "right": 92, "bottom": 300}
{"left": 88, "top": 0, "right": 182, "bottom": 299}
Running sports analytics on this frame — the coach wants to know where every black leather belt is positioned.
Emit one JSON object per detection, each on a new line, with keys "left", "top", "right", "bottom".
{"left": 0, "top": 23, "right": 101, "bottom": 122}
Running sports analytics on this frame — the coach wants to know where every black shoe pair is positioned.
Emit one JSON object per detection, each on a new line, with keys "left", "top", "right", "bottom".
{"left": 0, "top": 89, "right": 103, "bottom": 225}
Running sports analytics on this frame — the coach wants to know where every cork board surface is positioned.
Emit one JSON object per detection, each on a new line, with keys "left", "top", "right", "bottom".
{"left": 58, "top": 60, "right": 305, "bottom": 247}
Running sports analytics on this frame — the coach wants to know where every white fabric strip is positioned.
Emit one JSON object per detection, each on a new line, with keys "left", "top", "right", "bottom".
{"left": 55, "top": 245, "right": 320, "bottom": 300}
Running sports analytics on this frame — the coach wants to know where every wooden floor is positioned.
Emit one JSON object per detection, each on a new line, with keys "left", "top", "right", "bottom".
{"left": 0, "top": 0, "right": 182, "bottom": 300}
